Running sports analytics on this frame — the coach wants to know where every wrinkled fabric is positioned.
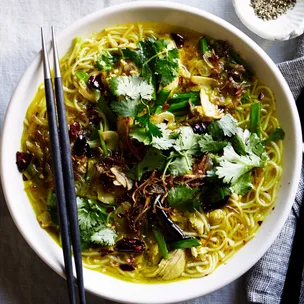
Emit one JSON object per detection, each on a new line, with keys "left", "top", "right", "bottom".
{"left": 245, "top": 34, "right": 304, "bottom": 304}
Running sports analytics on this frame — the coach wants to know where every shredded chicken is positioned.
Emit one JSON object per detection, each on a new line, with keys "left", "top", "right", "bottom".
{"left": 110, "top": 166, "right": 133, "bottom": 190}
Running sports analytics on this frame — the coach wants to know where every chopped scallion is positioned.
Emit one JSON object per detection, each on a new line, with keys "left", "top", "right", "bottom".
{"left": 153, "top": 229, "right": 169, "bottom": 259}
{"left": 98, "top": 130, "right": 109, "bottom": 157}
{"left": 75, "top": 71, "right": 89, "bottom": 84}
{"left": 199, "top": 37, "right": 208, "bottom": 55}
{"left": 250, "top": 102, "right": 261, "bottom": 137}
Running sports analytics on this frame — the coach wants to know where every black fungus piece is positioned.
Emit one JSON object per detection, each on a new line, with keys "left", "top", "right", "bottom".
{"left": 73, "top": 135, "right": 90, "bottom": 156}
{"left": 171, "top": 33, "right": 184, "bottom": 48}
{"left": 119, "top": 264, "right": 135, "bottom": 271}
{"left": 88, "top": 74, "right": 103, "bottom": 91}
{"left": 16, "top": 152, "right": 32, "bottom": 172}
{"left": 258, "top": 92, "right": 264, "bottom": 101}
{"left": 193, "top": 122, "right": 208, "bottom": 134}
{"left": 87, "top": 104, "right": 101, "bottom": 125}
{"left": 115, "top": 238, "right": 146, "bottom": 253}
{"left": 213, "top": 40, "right": 231, "bottom": 58}
{"left": 69, "top": 122, "right": 80, "bottom": 137}
{"left": 202, "top": 199, "right": 228, "bottom": 213}
{"left": 156, "top": 204, "right": 185, "bottom": 242}
{"left": 227, "top": 67, "right": 244, "bottom": 82}
{"left": 201, "top": 184, "right": 231, "bottom": 212}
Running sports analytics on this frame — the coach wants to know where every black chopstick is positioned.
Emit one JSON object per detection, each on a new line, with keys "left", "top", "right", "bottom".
{"left": 41, "top": 28, "right": 86, "bottom": 304}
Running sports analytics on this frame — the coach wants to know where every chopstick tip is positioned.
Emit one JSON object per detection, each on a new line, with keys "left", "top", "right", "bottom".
{"left": 40, "top": 27, "right": 51, "bottom": 79}
{"left": 51, "top": 26, "right": 61, "bottom": 78}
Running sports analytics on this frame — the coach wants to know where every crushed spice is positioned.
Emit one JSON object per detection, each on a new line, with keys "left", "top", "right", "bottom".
{"left": 250, "top": 0, "right": 296, "bottom": 21}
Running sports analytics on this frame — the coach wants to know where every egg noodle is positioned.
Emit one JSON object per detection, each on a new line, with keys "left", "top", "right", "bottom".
{"left": 21, "top": 23, "right": 283, "bottom": 283}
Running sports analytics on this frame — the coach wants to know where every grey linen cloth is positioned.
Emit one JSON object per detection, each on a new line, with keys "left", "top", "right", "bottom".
{"left": 245, "top": 34, "right": 304, "bottom": 304}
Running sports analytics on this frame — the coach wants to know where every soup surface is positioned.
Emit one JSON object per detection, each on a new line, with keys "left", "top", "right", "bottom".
{"left": 16, "top": 23, "right": 284, "bottom": 283}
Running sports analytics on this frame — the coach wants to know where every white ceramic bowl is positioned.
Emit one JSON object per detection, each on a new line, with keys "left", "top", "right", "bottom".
{"left": 233, "top": 0, "right": 304, "bottom": 40}
{"left": 0, "top": 2, "right": 302, "bottom": 303}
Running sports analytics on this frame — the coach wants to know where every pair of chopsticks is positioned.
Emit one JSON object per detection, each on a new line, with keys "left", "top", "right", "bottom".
{"left": 41, "top": 27, "right": 86, "bottom": 304}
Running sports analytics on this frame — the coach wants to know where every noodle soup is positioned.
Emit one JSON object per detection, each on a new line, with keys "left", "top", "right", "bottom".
{"left": 16, "top": 23, "right": 284, "bottom": 283}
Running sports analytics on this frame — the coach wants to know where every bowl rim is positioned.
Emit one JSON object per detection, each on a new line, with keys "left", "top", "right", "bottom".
{"left": 0, "top": 1, "right": 302, "bottom": 303}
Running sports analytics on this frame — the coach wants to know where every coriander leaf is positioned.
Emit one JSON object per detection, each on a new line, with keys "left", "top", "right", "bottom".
{"left": 111, "top": 98, "right": 139, "bottom": 118}
{"left": 78, "top": 209, "right": 99, "bottom": 231}
{"left": 140, "top": 38, "right": 158, "bottom": 83}
{"left": 46, "top": 191, "right": 59, "bottom": 226}
{"left": 231, "top": 128, "right": 249, "bottom": 156}
{"left": 231, "top": 128, "right": 265, "bottom": 157}
{"left": 247, "top": 132, "right": 265, "bottom": 156}
{"left": 108, "top": 75, "right": 154, "bottom": 100}
{"left": 135, "top": 113, "right": 162, "bottom": 138}
{"left": 140, "top": 37, "right": 157, "bottom": 58}
{"left": 153, "top": 39, "right": 170, "bottom": 52}
{"left": 129, "top": 119, "right": 162, "bottom": 145}
{"left": 121, "top": 47, "right": 145, "bottom": 68}
{"left": 122, "top": 38, "right": 157, "bottom": 83}
{"left": 141, "top": 64, "right": 153, "bottom": 84}
{"left": 96, "top": 51, "right": 120, "bottom": 72}
{"left": 231, "top": 172, "right": 253, "bottom": 195}
{"left": 168, "top": 184, "right": 200, "bottom": 211}
{"left": 128, "top": 147, "right": 166, "bottom": 180}
{"left": 168, "top": 152, "right": 194, "bottom": 176}
{"left": 90, "top": 224, "right": 117, "bottom": 246}
{"left": 173, "top": 126, "right": 200, "bottom": 154}
{"left": 207, "top": 121, "right": 223, "bottom": 140}
{"left": 79, "top": 229, "right": 93, "bottom": 251}
{"left": 77, "top": 197, "right": 106, "bottom": 231}
{"left": 208, "top": 114, "right": 238, "bottom": 139}
{"left": 218, "top": 114, "right": 238, "bottom": 137}
{"left": 136, "top": 113, "right": 150, "bottom": 127}
{"left": 77, "top": 197, "right": 117, "bottom": 251}
{"left": 229, "top": 127, "right": 265, "bottom": 157}
{"left": 151, "top": 123, "right": 175, "bottom": 150}
{"left": 129, "top": 127, "right": 152, "bottom": 145}
{"left": 198, "top": 134, "right": 228, "bottom": 153}
{"left": 148, "top": 121, "right": 162, "bottom": 138}
{"left": 214, "top": 144, "right": 266, "bottom": 184}
{"left": 155, "top": 48, "right": 179, "bottom": 87}
{"left": 262, "top": 128, "right": 285, "bottom": 145}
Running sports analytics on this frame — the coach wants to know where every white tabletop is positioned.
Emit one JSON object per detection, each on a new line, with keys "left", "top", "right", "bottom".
{"left": 0, "top": 0, "right": 299, "bottom": 303}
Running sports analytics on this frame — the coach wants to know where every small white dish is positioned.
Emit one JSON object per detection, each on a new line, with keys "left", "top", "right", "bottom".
{"left": 233, "top": 0, "right": 304, "bottom": 40}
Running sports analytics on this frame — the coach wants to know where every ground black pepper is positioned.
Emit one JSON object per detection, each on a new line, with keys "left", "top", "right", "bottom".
{"left": 250, "top": 0, "right": 296, "bottom": 21}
